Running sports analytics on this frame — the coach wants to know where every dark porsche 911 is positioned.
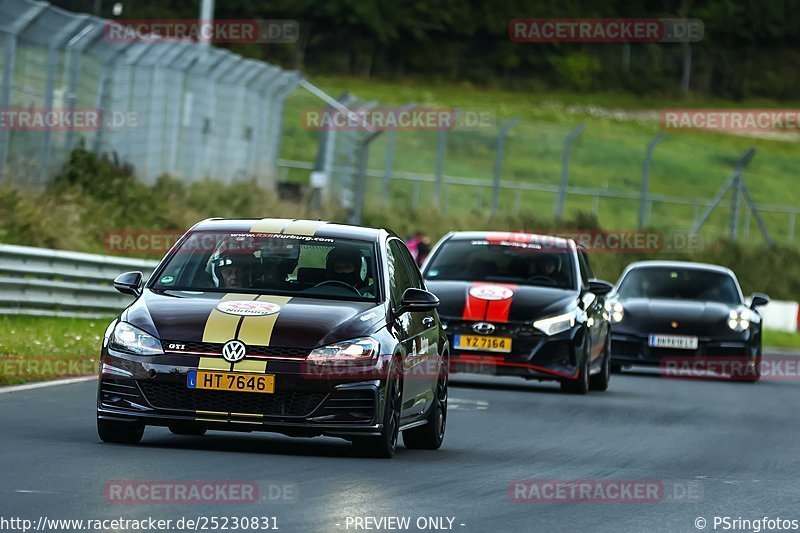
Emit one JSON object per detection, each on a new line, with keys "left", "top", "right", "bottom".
{"left": 97, "top": 218, "right": 448, "bottom": 458}
{"left": 606, "top": 261, "right": 770, "bottom": 381}
{"left": 422, "top": 231, "right": 614, "bottom": 394}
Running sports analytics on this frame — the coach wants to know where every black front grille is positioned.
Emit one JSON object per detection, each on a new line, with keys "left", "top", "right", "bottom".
{"left": 138, "top": 382, "right": 326, "bottom": 417}
{"left": 100, "top": 379, "right": 144, "bottom": 403}
{"left": 317, "top": 389, "right": 376, "bottom": 421}
{"left": 163, "top": 341, "right": 309, "bottom": 358}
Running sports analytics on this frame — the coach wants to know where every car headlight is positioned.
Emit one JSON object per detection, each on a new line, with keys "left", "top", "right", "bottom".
{"left": 109, "top": 322, "right": 164, "bottom": 355}
{"left": 307, "top": 337, "right": 380, "bottom": 366}
{"left": 604, "top": 301, "right": 624, "bottom": 324}
{"left": 728, "top": 308, "right": 753, "bottom": 332}
{"left": 533, "top": 310, "right": 577, "bottom": 336}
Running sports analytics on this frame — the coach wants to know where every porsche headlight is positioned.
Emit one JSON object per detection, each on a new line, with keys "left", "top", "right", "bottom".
{"left": 533, "top": 310, "right": 577, "bottom": 336}
{"left": 728, "top": 308, "right": 753, "bottom": 332}
{"left": 307, "top": 337, "right": 380, "bottom": 366}
{"left": 109, "top": 322, "right": 164, "bottom": 355}
{"left": 605, "top": 301, "right": 624, "bottom": 324}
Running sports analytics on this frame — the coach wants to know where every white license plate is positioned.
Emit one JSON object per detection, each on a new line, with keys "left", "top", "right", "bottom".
{"left": 648, "top": 334, "right": 699, "bottom": 350}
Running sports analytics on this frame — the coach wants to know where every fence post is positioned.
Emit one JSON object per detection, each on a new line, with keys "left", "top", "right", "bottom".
{"left": 789, "top": 212, "right": 796, "bottom": 242}
{"left": 382, "top": 129, "right": 397, "bottom": 203}
{"left": 492, "top": 118, "right": 518, "bottom": 216}
{"left": 434, "top": 128, "right": 447, "bottom": 206}
{"left": 555, "top": 124, "right": 585, "bottom": 219}
{"left": 638, "top": 134, "right": 666, "bottom": 229}
{"left": 350, "top": 129, "right": 382, "bottom": 225}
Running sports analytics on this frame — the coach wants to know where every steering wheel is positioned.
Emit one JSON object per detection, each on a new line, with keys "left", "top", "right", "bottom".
{"left": 312, "top": 280, "right": 362, "bottom": 295}
{"left": 527, "top": 275, "right": 557, "bottom": 286}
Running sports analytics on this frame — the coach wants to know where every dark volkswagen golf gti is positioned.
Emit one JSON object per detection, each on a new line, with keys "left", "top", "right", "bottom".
{"left": 97, "top": 218, "right": 448, "bottom": 458}
{"left": 606, "top": 261, "right": 770, "bottom": 381}
{"left": 422, "top": 231, "right": 614, "bottom": 394}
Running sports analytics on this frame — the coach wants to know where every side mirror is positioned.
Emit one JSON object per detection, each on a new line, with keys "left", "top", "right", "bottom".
{"left": 114, "top": 271, "right": 143, "bottom": 297}
{"left": 750, "top": 293, "right": 770, "bottom": 309}
{"left": 396, "top": 288, "right": 439, "bottom": 315}
{"left": 587, "top": 279, "right": 614, "bottom": 296}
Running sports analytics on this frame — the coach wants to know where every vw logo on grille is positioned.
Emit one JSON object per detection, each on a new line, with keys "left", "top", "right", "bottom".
{"left": 221, "top": 340, "right": 247, "bottom": 363}
{"left": 472, "top": 322, "right": 496, "bottom": 335}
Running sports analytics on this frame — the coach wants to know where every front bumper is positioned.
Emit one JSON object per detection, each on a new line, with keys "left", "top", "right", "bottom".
{"left": 97, "top": 348, "right": 388, "bottom": 438}
{"left": 442, "top": 319, "right": 583, "bottom": 381}
{"left": 610, "top": 332, "right": 757, "bottom": 366}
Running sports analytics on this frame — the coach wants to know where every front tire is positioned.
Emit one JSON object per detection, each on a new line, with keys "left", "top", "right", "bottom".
{"left": 561, "top": 354, "right": 589, "bottom": 395}
{"left": 403, "top": 360, "right": 447, "bottom": 450}
{"left": 589, "top": 337, "right": 611, "bottom": 392}
{"left": 353, "top": 358, "right": 402, "bottom": 458}
{"left": 97, "top": 417, "right": 144, "bottom": 444}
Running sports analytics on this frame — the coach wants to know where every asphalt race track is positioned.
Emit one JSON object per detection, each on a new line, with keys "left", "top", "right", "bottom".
{"left": 3, "top": 360, "right": 800, "bottom": 533}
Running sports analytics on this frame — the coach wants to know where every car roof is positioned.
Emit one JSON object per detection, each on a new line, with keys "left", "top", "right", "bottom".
{"left": 189, "top": 218, "right": 388, "bottom": 242}
{"left": 624, "top": 260, "right": 735, "bottom": 276}
{"left": 445, "top": 231, "right": 574, "bottom": 250}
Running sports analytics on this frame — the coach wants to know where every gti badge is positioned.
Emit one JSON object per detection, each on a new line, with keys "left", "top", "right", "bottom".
{"left": 473, "top": 322, "right": 496, "bottom": 335}
{"left": 222, "top": 340, "right": 247, "bottom": 363}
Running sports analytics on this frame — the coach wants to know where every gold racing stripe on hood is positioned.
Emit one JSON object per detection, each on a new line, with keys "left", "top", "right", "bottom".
{"left": 231, "top": 359, "right": 268, "bottom": 373}
{"left": 236, "top": 295, "right": 292, "bottom": 347}
{"left": 198, "top": 357, "right": 230, "bottom": 371}
{"left": 250, "top": 218, "right": 293, "bottom": 233}
{"left": 202, "top": 293, "right": 258, "bottom": 343}
{"left": 281, "top": 219, "right": 327, "bottom": 236}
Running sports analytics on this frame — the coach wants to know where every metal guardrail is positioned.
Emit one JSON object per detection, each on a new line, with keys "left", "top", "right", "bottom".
{"left": 0, "top": 244, "right": 159, "bottom": 318}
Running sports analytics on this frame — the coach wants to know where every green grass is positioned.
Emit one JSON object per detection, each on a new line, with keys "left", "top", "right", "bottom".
{"left": 0, "top": 316, "right": 107, "bottom": 386}
{"left": 763, "top": 329, "right": 800, "bottom": 350}
{"left": 279, "top": 76, "right": 800, "bottom": 243}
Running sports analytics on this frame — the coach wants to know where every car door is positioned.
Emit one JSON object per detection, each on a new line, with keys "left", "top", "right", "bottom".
{"left": 392, "top": 239, "right": 440, "bottom": 412}
{"left": 578, "top": 248, "right": 607, "bottom": 363}
{"left": 386, "top": 239, "right": 427, "bottom": 419}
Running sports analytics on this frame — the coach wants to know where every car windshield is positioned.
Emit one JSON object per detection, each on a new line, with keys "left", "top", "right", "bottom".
{"left": 424, "top": 238, "right": 576, "bottom": 289}
{"left": 150, "top": 231, "right": 379, "bottom": 302}
{"left": 616, "top": 267, "right": 741, "bottom": 304}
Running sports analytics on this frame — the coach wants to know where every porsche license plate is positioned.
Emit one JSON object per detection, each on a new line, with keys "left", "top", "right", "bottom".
{"left": 648, "top": 334, "right": 698, "bottom": 350}
{"left": 455, "top": 334, "right": 512, "bottom": 353}
{"left": 187, "top": 370, "right": 275, "bottom": 394}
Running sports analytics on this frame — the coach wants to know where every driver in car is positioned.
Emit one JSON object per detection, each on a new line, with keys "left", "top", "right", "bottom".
{"left": 326, "top": 247, "right": 369, "bottom": 292}
{"left": 210, "top": 250, "right": 248, "bottom": 288}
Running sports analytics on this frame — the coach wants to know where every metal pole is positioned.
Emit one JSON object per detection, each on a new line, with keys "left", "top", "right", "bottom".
{"left": 492, "top": 118, "right": 519, "bottom": 216}
{"left": 740, "top": 182, "right": 774, "bottom": 246}
{"left": 350, "top": 130, "right": 382, "bottom": 225}
{"left": 434, "top": 128, "right": 447, "bottom": 206}
{"left": 199, "top": 0, "right": 215, "bottom": 48}
{"left": 381, "top": 129, "right": 397, "bottom": 203}
{"left": 681, "top": 43, "right": 692, "bottom": 96}
{"left": 555, "top": 124, "right": 585, "bottom": 219}
{"left": 638, "top": 134, "right": 666, "bottom": 229}
{"left": 789, "top": 212, "right": 796, "bottom": 242}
